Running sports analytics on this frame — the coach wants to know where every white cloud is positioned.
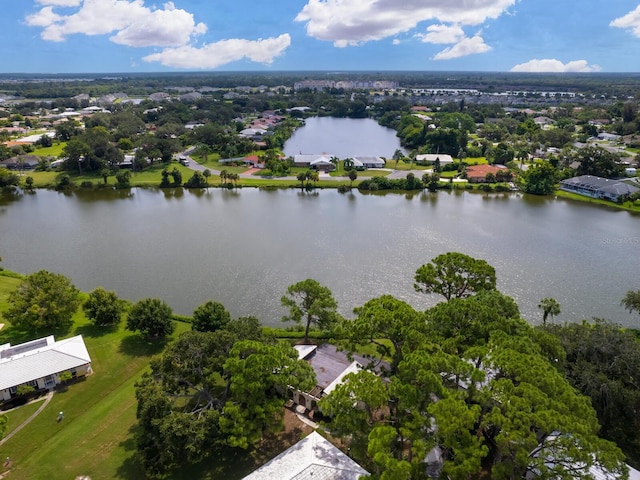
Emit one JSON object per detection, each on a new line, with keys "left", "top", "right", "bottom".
{"left": 510, "top": 59, "right": 602, "bottom": 73}
{"left": 26, "top": 0, "right": 207, "bottom": 47}
{"left": 36, "top": 0, "right": 81, "bottom": 6}
{"left": 392, "top": 39, "right": 401, "bottom": 45}
{"left": 143, "top": 34, "right": 292, "bottom": 69}
{"left": 433, "top": 35, "right": 490, "bottom": 60}
{"left": 610, "top": 5, "right": 640, "bottom": 37}
{"left": 419, "top": 24, "right": 465, "bottom": 44}
{"left": 295, "top": 0, "right": 515, "bottom": 46}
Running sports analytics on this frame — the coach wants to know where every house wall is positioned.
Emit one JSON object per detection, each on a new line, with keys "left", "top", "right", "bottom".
{"left": 290, "top": 388, "right": 321, "bottom": 412}
{"left": 0, "top": 363, "right": 91, "bottom": 402}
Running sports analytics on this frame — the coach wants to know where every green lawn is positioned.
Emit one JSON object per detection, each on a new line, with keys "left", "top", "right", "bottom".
{"left": 31, "top": 142, "right": 67, "bottom": 158}
{"left": 0, "top": 272, "right": 192, "bottom": 480}
{"left": 554, "top": 190, "right": 640, "bottom": 213}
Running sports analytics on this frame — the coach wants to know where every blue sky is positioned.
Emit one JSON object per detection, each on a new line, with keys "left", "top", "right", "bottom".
{"left": 2, "top": 1, "right": 640, "bottom": 73}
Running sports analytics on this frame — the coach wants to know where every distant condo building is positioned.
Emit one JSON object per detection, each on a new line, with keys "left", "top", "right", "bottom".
{"left": 293, "top": 79, "right": 398, "bottom": 91}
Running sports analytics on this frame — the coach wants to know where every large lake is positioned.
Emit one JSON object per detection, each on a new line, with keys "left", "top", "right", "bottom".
{"left": 1, "top": 188, "right": 638, "bottom": 327}
{"left": 283, "top": 117, "right": 405, "bottom": 158}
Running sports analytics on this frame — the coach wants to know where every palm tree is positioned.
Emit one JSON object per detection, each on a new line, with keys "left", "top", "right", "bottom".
{"left": 392, "top": 149, "right": 404, "bottom": 169}
{"left": 343, "top": 158, "right": 354, "bottom": 171}
{"left": 203, "top": 169, "right": 211, "bottom": 188}
{"left": 538, "top": 297, "right": 561, "bottom": 325}
{"left": 220, "top": 169, "right": 228, "bottom": 185}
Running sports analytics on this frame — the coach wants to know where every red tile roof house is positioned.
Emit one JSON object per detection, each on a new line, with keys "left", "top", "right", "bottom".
{"left": 465, "top": 164, "right": 508, "bottom": 183}
{"left": 0, "top": 335, "right": 92, "bottom": 402}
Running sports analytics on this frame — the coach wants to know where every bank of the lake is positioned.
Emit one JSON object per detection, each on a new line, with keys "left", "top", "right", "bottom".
{"left": 1, "top": 187, "right": 638, "bottom": 328}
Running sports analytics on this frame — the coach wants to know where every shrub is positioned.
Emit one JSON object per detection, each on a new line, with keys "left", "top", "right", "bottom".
{"left": 16, "top": 385, "right": 35, "bottom": 397}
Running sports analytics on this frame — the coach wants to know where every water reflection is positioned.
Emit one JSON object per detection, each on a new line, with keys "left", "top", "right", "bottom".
{"left": 0, "top": 188, "right": 638, "bottom": 328}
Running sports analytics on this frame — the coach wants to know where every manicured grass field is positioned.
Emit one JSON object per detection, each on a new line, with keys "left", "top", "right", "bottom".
{"left": 0, "top": 272, "right": 194, "bottom": 480}
{"left": 31, "top": 142, "right": 67, "bottom": 158}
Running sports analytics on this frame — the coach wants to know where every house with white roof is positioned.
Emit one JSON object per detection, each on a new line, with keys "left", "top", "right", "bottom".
{"left": 293, "top": 154, "right": 335, "bottom": 172}
{"left": 0, "top": 335, "right": 92, "bottom": 402}
{"left": 415, "top": 154, "right": 454, "bottom": 165}
{"left": 242, "top": 431, "right": 369, "bottom": 480}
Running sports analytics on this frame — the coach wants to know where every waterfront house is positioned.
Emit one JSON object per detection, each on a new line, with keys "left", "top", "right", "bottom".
{"left": 465, "top": 164, "right": 507, "bottom": 183}
{"left": 351, "top": 156, "right": 386, "bottom": 169}
{"left": 289, "top": 343, "right": 385, "bottom": 416}
{"left": 0, "top": 335, "right": 92, "bottom": 402}
{"left": 293, "top": 154, "right": 335, "bottom": 172}
{"left": 416, "top": 154, "right": 454, "bottom": 166}
{"left": 560, "top": 175, "right": 639, "bottom": 202}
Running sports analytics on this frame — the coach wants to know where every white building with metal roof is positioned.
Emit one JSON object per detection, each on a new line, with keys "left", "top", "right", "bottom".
{"left": 0, "top": 335, "right": 92, "bottom": 402}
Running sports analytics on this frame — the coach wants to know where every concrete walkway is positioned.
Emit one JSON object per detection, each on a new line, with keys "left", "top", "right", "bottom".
{"left": 0, "top": 390, "right": 54, "bottom": 448}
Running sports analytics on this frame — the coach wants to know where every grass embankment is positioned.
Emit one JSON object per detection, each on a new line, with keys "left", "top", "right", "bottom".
{"left": 554, "top": 190, "right": 640, "bottom": 213}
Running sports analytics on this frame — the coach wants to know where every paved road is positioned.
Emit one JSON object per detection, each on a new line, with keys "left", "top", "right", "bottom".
{"left": 179, "top": 154, "right": 431, "bottom": 182}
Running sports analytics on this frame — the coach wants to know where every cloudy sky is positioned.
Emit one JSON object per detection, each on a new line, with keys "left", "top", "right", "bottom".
{"left": 3, "top": 1, "right": 640, "bottom": 73}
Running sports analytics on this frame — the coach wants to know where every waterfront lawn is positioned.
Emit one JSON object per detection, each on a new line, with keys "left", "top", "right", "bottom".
{"left": 392, "top": 160, "right": 429, "bottom": 171}
{"left": 555, "top": 190, "right": 640, "bottom": 213}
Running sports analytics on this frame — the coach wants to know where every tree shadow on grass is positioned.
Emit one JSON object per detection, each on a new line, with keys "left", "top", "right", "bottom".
{"left": 0, "top": 323, "right": 73, "bottom": 346}
{"left": 74, "top": 322, "right": 119, "bottom": 338}
{"left": 115, "top": 425, "right": 147, "bottom": 480}
{"left": 119, "top": 334, "right": 168, "bottom": 357}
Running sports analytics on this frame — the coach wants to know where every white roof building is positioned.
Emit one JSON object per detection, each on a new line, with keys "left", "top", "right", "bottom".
{"left": 0, "top": 335, "right": 92, "bottom": 400}
{"left": 242, "top": 431, "right": 369, "bottom": 480}
{"left": 416, "top": 154, "right": 454, "bottom": 164}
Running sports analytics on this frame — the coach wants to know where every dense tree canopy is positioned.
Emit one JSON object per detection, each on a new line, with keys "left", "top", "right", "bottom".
{"left": 191, "top": 300, "right": 231, "bottom": 332}
{"left": 135, "top": 322, "right": 315, "bottom": 477}
{"left": 521, "top": 161, "right": 559, "bottom": 195}
{"left": 321, "top": 255, "right": 627, "bottom": 480}
{"left": 3, "top": 270, "right": 81, "bottom": 332}
{"left": 83, "top": 287, "right": 126, "bottom": 326}
{"left": 544, "top": 320, "right": 640, "bottom": 469}
{"left": 414, "top": 252, "right": 497, "bottom": 301}
{"left": 126, "top": 298, "right": 175, "bottom": 340}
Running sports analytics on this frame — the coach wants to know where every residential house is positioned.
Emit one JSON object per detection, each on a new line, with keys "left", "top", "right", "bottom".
{"left": 290, "top": 344, "right": 377, "bottom": 415}
{"left": 351, "top": 156, "right": 386, "bottom": 169}
{"left": 0, "top": 155, "right": 40, "bottom": 170}
{"left": 560, "top": 175, "right": 640, "bottom": 202}
{"left": 0, "top": 335, "right": 92, "bottom": 402}
{"left": 293, "top": 154, "right": 335, "bottom": 172}
{"left": 416, "top": 154, "right": 454, "bottom": 166}
{"left": 242, "top": 431, "right": 369, "bottom": 480}
{"left": 465, "top": 164, "right": 508, "bottom": 183}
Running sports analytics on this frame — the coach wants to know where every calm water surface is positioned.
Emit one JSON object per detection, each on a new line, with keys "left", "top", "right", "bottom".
{"left": 283, "top": 117, "right": 405, "bottom": 158}
{"left": 1, "top": 188, "right": 638, "bottom": 327}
